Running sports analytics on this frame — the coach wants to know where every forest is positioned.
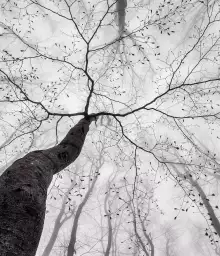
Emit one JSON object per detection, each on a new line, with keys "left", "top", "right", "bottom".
{"left": 0, "top": 0, "right": 220, "bottom": 255}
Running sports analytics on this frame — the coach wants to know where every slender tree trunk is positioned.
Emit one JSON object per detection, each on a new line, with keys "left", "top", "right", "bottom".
{"left": 42, "top": 185, "right": 75, "bottom": 256}
{"left": 138, "top": 214, "right": 154, "bottom": 256}
{"left": 67, "top": 174, "right": 98, "bottom": 256}
{"left": 104, "top": 192, "right": 113, "bottom": 256}
{"left": 132, "top": 212, "right": 149, "bottom": 256}
{"left": 42, "top": 221, "right": 62, "bottom": 256}
{"left": 189, "top": 177, "right": 220, "bottom": 237}
{"left": 172, "top": 164, "right": 220, "bottom": 237}
{"left": 117, "top": 0, "right": 127, "bottom": 34}
{"left": 0, "top": 118, "right": 91, "bottom": 256}
{"left": 125, "top": 181, "right": 150, "bottom": 256}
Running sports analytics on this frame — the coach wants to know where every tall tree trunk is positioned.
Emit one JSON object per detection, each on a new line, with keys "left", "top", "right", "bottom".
{"left": 132, "top": 211, "right": 149, "bottom": 256}
{"left": 116, "top": 0, "right": 127, "bottom": 34}
{"left": 104, "top": 191, "right": 113, "bottom": 256}
{"left": 42, "top": 185, "right": 75, "bottom": 256}
{"left": 138, "top": 212, "right": 154, "bottom": 256}
{"left": 172, "top": 164, "right": 220, "bottom": 237}
{"left": 67, "top": 143, "right": 104, "bottom": 256}
{"left": 67, "top": 174, "right": 98, "bottom": 256}
{"left": 0, "top": 118, "right": 92, "bottom": 256}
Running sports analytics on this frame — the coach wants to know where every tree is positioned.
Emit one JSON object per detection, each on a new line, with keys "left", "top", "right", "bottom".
{"left": 67, "top": 143, "right": 104, "bottom": 255}
{"left": 41, "top": 182, "right": 76, "bottom": 256}
{"left": 0, "top": 117, "right": 94, "bottom": 256}
{"left": 171, "top": 160, "right": 220, "bottom": 244}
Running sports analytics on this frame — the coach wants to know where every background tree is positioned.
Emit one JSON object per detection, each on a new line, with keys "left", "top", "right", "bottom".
{"left": 41, "top": 171, "right": 77, "bottom": 256}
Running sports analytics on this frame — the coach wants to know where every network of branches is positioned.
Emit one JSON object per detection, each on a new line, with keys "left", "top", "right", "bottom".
{"left": 1, "top": 0, "right": 220, "bottom": 255}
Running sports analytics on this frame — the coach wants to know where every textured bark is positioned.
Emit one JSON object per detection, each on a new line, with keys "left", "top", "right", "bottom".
{"left": 0, "top": 118, "right": 91, "bottom": 256}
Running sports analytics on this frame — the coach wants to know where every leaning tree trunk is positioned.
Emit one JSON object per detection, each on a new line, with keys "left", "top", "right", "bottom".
{"left": 0, "top": 118, "right": 92, "bottom": 256}
{"left": 172, "top": 163, "right": 220, "bottom": 237}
